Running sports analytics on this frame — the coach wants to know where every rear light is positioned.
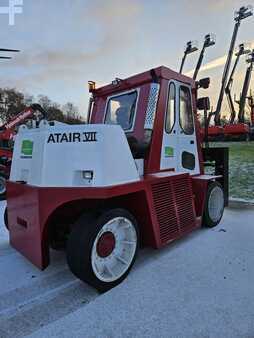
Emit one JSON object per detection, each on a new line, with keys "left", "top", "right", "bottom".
{"left": 82, "top": 171, "right": 94, "bottom": 181}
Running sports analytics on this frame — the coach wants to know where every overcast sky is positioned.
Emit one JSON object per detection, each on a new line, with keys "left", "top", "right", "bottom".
{"left": 0, "top": 0, "right": 254, "bottom": 118}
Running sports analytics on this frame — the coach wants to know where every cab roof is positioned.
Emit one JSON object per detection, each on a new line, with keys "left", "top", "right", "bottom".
{"left": 92, "top": 66, "right": 195, "bottom": 97}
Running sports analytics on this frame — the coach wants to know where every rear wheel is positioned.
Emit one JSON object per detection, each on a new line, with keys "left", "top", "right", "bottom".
{"left": 67, "top": 208, "right": 139, "bottom": 292}
{"left": 0, "top": 176, "right": 6, "bottom": 200}
{"left": 203, "top": 182, "right": 224, "bottom": 228}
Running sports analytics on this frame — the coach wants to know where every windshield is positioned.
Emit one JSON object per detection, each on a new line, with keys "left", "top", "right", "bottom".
{"left": 105, "top": 91, "right": 137, "bottom": 130}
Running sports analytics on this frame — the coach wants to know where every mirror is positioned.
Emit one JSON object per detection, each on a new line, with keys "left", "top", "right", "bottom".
{"left": 197, "top": 97, "right": 210, "bottom": 111}
{"left": 197, "top": 77, "right": 210, "bottom": 89}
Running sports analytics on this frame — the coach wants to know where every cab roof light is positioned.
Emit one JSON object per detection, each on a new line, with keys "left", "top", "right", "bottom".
{"left": 88, "top": 81, "right": 96, "bottom": 93}
{"left": 112, "top": 78, "right": 122, "bottom": 85}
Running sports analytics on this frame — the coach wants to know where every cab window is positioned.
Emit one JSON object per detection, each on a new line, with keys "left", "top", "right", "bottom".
{"left": 179, "top": 86, "right": 194, "bottom": 135}
{"left": 165, "top": 82, "right": 176, "bottom": 133}
{"left": 105, "top": 91, "right": 137, "bottom": 130}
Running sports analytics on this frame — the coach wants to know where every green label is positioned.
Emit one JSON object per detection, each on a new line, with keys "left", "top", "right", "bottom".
{"left": 21, "top": 140, "right": 33, "bottom": 156}
{"left": 165, "top": 146, "right": 174, "bottom": 157}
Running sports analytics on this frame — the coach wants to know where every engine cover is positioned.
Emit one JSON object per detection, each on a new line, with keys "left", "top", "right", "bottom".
{"left": 10, "top": 122, "right": 140, "bottom": 187}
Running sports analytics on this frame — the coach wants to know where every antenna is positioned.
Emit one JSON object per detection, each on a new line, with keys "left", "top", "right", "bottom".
{"left": 0, "top": 48, "right": 20, "bottom": 52}
{"left": 0, "top": 48, "right": 20, "bottom": 61}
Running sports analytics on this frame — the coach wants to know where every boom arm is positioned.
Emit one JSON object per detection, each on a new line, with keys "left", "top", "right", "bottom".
{"left": 238, "top": 51, "right": 254, "bottom": 123}
{"left": 2, "top": 104, "right": 47, "bottom": 130}
{"left": 193, "top": 34, "right": 216, "bottom": 81}
{"left": 225, "top": 44, "right": 250, "bottom": 124}
{"left": 179, "top": 41, "right": 198, "bottom": 74}
{"left": 213, "top": 6, "right": 253, "bottom": 126}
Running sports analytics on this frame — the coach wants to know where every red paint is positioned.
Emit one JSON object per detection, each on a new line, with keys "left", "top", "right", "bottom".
{"left": 97, "top": 232, "right": 116, "bottom": 258}
{"left": 224, "top": 123, "right": 250, "bottom": 135}
{"left": 7, "top": 171, "right": 214, "bottom": 270}
{"left": 207, "top": 125, "right": 224, "bottom": 136}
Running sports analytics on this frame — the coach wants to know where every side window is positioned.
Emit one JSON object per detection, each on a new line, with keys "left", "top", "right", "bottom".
{"left": 105, "top": 91, "right": 137, "bottom": 131}
{"left": 179, "top": 86, "right": 194, "bottom": 135}
{"left": 165, "top": 83, "right": 176, "bottom": 133}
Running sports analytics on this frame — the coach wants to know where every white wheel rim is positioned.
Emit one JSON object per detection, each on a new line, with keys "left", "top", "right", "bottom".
{"left": 91, "top": 217, "right": 137, "bottom": 283}
{"left": 0, "top": 177, "right": 6, "bottom": 195}
{"left": 208, "top": 186, "right": 224, "bottom": 222}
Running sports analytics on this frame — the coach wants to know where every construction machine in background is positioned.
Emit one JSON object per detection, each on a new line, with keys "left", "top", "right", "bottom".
{"left": 0, "top": 104, "right": 47, "bottom": 198}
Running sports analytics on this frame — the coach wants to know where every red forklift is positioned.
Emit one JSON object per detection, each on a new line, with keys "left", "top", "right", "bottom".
{"left": 5, "top": 66, "right": 227, "bottom": 292}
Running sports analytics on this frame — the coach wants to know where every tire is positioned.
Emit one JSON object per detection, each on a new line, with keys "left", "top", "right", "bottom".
{"left": 67, "top": 208, "right": 139, "bottom": 293}
{"left": 4, "top": 207, "right": 8, "bottom": 230}
{"left": 203, "top": 181, "right": 224, "bottom": 228}
{"left": 0, "top": 176, "right": 6, "bottom": 201}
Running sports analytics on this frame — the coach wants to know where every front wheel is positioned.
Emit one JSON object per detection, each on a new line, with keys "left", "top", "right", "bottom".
{"left": 4, "top": 207, "right": 8, "bottom": 230}
{"left": 203, "top": 182, "right": 224, "bottom": 228}
{"left": 67, "top": 208, "right": 139, "bottom": 292}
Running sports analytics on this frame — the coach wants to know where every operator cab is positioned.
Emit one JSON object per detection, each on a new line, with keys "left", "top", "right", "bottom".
{"left": 89, "top": 66, "right": 201, "bottom": 176}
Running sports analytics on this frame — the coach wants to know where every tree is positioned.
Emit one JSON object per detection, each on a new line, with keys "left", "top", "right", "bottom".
{"left": 46, "top": 105, "right": 65, "bottom": 122}
{"left": 62, "top": 102, "right": 83, "bottom": 124}
{"left": 38, "top": 95, "right": 52, "bottom": 110}
{"left": 0, "top": 88, "right": 84, "bottom": 126}
{"left": 0, "top": 88, "right": 26, "bottom": 124}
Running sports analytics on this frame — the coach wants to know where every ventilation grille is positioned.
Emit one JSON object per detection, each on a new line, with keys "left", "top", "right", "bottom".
{"left": 144, "top": 83, "right": 160, "bottom": 129}
{"left": 151, "top": 175, "right": 196, "bottom": 245}
{"left": 172, "top": 176, "right": 196, "bottom": 233}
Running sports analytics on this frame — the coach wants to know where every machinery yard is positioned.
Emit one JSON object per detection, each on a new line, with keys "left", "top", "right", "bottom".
{"left": 0, "top": 201, "right": 254, "bottom": 338}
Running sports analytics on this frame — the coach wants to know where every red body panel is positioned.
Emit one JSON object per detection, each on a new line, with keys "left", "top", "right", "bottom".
{"left": 7, "top": 172, "right": 214, "bottom": 270}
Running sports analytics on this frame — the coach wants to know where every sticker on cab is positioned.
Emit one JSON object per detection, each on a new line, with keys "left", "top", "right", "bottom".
{"left": 165, "top": 146, "right": 174, "bottom": 157}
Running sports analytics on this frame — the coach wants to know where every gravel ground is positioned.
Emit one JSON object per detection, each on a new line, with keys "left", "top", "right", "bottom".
{"left": 0, "top": 201, "right": 254, "bottom": 338}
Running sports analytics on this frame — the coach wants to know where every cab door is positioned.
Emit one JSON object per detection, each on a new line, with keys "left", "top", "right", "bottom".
{"left": 160, "top": 81, "right": 200, "bottom": 175}
{"left": 177, "top": 83, "right": 200, "bottom": 174}
{"left": 160, "top": 81, "right": 178, "bottom": 170}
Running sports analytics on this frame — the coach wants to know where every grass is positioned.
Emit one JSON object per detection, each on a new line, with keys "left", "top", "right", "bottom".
{"left": 209, "top": 142, "right": 254, "bottom": 201}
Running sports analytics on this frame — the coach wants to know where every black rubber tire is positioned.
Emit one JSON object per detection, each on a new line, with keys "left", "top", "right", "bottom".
{"left": 0, "top": 176, "right": 6, "bottom": 201}
{"left": 4, "top": 207, "right": 8, "bottom": 230}
{"left": 203, "top": 181, "right": 224, "bottom": 228}
{"left": 66, "top": 208, "right": 139, "bottom": 293}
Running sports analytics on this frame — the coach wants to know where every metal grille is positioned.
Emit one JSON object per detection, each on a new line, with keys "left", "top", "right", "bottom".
{"left": 151, "top": 175, "right": 196, "bottom": 245}
{"left": 144, "top": 83, "right": 160, "bottom": 129}
{"left": 151, "top": 180, "right": 179, "bottom": 244}
{"left": 172, "top": 176, "right": 196, "bottom": 233}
